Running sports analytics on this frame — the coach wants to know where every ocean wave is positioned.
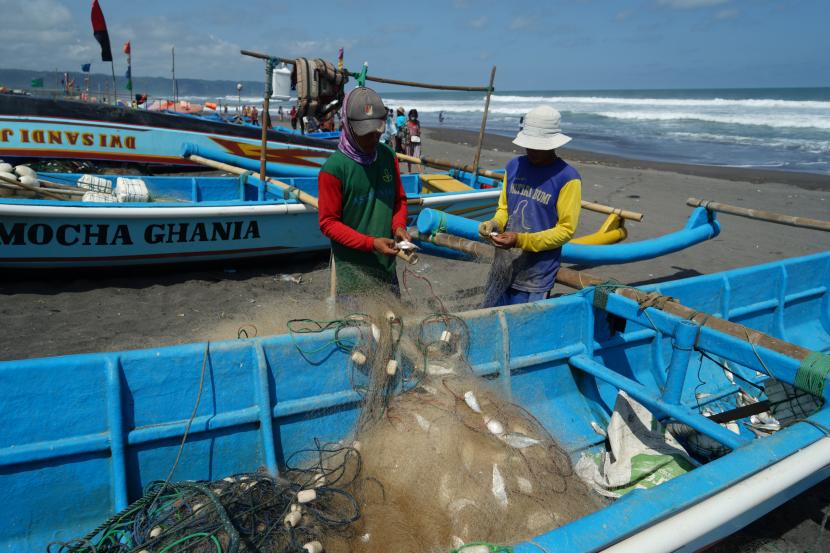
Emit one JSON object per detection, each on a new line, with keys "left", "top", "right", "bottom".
{"left": 488, "top": 95, "right": 830, "bottom": 110}
{"left": 595, "top": 110, "right": 830, "bottom": 130}
{"left": 667, "top": 132, "right": 830, "bottom": 153}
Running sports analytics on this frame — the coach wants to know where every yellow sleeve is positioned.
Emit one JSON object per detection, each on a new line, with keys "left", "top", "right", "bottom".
{"left": 491, "top": 174, "right": 508, "bottom": 231}
{"left": 515, "top": 179, "right": 581, "bottom": 252}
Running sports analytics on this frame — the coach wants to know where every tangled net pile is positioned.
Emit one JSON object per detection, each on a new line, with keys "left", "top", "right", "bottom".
{"left": 51, "top": 293, "right": 603, "bottom": 552}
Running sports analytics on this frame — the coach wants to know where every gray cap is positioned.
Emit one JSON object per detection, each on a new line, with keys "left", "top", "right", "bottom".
{"left": 347, "top": 87, "right": 387, "bottom": 136}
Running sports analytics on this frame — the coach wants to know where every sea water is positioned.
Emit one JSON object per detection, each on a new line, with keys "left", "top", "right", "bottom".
{"left": 382, "top": 87, "right": 830, "bottom": 176}
{"left": 192, "top": 87, "right": 830, "bottom": 175}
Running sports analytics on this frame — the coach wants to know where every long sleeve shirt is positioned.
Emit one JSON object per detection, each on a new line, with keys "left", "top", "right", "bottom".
{"left": 492, "top": 174, "right": 581, "bottom": 252}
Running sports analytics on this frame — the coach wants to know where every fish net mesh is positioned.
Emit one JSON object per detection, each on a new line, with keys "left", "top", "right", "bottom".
{"left": 49, "top": 269, "right": 605, "bottom": 553}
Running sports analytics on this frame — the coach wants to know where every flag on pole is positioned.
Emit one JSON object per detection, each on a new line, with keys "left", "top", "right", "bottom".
{"left": 91, "top": 0, "right": 112, "bottom": 62}
{"left": 124, "top": 40, "right": 133, "bottom": 91}
{"left": 31, "top": 78, "right": 44, "bottom": 88}
{"left": 81, "top": 63, "right": 91, "bottom": 72}
{"left": 337, "top": 48, "right": 344, "bottom": 70}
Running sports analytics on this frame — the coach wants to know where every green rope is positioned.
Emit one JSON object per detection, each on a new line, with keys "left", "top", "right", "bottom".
{"left": 451, "top": 542, "right": 514, "bottom": 553}
{"left": 265, "top": 58, "right": 276, "bottom": 98}
{"left": 429, "top": 212, "right": 449, "bottom": 242}
{"left": 794, "top": 351, "right": 830, "bottom": 398}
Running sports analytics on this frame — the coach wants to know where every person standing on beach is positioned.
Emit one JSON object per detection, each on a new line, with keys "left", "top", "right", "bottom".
{"left": 395, "top": 107, "right": 407, "bottom": 153}
{"left": 478, "top": 105, "right": 581, "bottom": 307}
{"left": 405, "top": 108, "right": 422, "bottom": 173}
{"left": 290, "top": 105, "right": 298, "bottom": 130}
{"left": 318, "top": 87, "right": 410, "bottom": 304}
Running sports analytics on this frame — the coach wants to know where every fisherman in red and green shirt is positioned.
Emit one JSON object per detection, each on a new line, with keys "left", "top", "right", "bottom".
{"left": 317, "top": 87, "right": 410, "bottom": 303}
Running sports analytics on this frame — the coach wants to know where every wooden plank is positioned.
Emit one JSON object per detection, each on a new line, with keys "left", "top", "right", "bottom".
{"left": 688, "top": 197, "right": 830, "bottom": 232}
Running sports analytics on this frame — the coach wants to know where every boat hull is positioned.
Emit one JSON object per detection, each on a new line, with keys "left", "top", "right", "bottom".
{"left": 0, "top": 95, "right": 335, "bottom": 175}
{"left": 0, "top": 252, "right": 828, "bottom": 551}
{"left": 0, "top": 174, "right": 500, "bottom": 268}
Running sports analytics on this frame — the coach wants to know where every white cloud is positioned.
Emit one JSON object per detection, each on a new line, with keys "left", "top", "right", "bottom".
{"left": 715, "top": 8, "right": 739, "bottom": 19}
{"left": 509, "top": 16, "right": 534, "bottom": 31}
{"left": 657, "top": 0, "right": 729, "bottom": 8}
{"left": 469, "top": 15, "right": 488, "bottom": 29}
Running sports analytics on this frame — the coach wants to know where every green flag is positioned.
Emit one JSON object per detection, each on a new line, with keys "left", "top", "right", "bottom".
{"left": 30, "top": 78, "right": 44, "bottom": 88}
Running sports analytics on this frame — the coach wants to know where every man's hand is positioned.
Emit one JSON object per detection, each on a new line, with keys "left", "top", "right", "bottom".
{"left": 490, "top": 232, "right": 518, "bottom": 249}
{"left": 373, "top": 237, "right": 399, "bottom": 256}
{"left": 394, "top": 227, "right": 412, "bottom": 242}
{"left": 478, "top": 219, "right": 499, "bottom": 238}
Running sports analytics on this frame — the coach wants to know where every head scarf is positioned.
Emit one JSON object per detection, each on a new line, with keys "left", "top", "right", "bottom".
{"left": 337, "top": 88, "right": 379, "bottom": 166}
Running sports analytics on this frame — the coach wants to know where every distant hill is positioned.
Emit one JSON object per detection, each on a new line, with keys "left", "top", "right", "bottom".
{"left": 0, "top": 68, "right": 265, "bottom": 100}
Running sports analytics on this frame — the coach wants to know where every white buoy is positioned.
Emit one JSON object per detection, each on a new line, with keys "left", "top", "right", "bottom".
{"left": 385, "top": 310, "right": 397, "bottom": 322}
{"left": 351, "top": 350, "right": 367, "bottom": 365}
{"left": 14, "top": 165, "right": 36, "bottom": 178}
{"left": 463, "top": 391, "right": 482, "bottom": 413}
{"left": 270, "top": 63, "right": 292, "bottom": 101}
{"left": 303, "top": 541, "right": 323, "bottom": 553}
{"left": 371, "top": 324, "right": 380, "bottom": 342}
{"left": 0, "top": 162, "right": 13, "bottom": 173}
{"left": 18, "top": 175, "right": 39, "bottom": 188}
{"left": 440, "top": 330, "right": 452, "bottom": 343}
{"left": 297, "top": 489, "right": 316, "bottom": 503}
{"left": 0, "top": 171, "right": 17, "bottom": 183}
{"left": 284, "top": 510, "right": 302, "bottom": 528}
{"left": 351, "top": 440, "right": 361, "bottom": 452}
{"left": 149, "top": 527, "right": 163, "bottom": 538}
{"left": 386, "top": 359, "right": 398, "bottom": 376}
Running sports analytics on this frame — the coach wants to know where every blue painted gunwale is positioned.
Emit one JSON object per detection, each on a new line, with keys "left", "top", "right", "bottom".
{"left": 0, "top": 251, "right": 828, "bottom": 551}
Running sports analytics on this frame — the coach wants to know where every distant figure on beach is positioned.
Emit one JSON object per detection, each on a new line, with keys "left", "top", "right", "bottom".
{"left": 405, "top": 108, "right": 422, "bottom": 173}
{"left": 479, "top": 105, "right": 581, "bottom": 307}
{"left": 320, "top": 113, "right": 335, "bottom": 132}
{"left": 438, "top": 111, "right": 445, "bottom": 124}
{"left": 250, "top": 106, "right": 259, "bottom": 126}
{"left": 278, "top": 106, "right": 284, "bottom": 121}
{"left": 381, "top": 108, "right": 397, "bottom": 149}
{"left": 290, "top": 106, "right": 298, "bottom": 130}
{"left": 305, "top": 115, "right": 320, "bottom": 133}
{"left": 395, "top": 107, "right": 406, "bottom": 153}
{"left": 519, "top": 115, "right": 524, "bottom": 130}
{"left": 317, "top": 87, "right": 410, "bottom": 305}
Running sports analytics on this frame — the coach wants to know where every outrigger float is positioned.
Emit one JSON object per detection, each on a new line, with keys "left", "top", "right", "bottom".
{"left": 0, "top": 251, "right": 828, "bottom": 551}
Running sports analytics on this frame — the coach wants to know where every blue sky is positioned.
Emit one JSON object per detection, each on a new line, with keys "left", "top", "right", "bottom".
{"left": 1, "top": 0, "right": 827, "bottom": 91}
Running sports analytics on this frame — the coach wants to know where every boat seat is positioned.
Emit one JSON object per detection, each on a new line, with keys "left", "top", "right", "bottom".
{"left": 420, "top": 174, "right": 474, "bottom": 194}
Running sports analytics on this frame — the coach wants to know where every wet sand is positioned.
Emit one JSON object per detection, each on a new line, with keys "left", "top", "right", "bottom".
{"left": 1, "top": 126, "right": 829, "bottom": 551}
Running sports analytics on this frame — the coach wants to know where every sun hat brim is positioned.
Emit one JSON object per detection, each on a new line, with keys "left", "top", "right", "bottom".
{"left": 512, "top": 131, "right": 571, "bottom": 150}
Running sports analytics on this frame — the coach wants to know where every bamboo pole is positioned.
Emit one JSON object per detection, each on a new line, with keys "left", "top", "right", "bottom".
{"left": 186, "top": 154, "right": 416, "bottom": 263}
{"left": 471, "top": 66, "right": 496, "bottom": 183}
{"left": 240, "top": 50, "right": 492, "bottom": 92}
{"left": 688, "top": 197, "right": 830, "bottom": 232}
{"left": 418, "top": 229, "right": 810, "bottom": 362}
{"left": 554, "top": 266, "right": 810, "bottom": 361}
{"left": 397, "top": 153, "right": 644, "bottom": 221}
{"left": 0, "top": 174, "right": 68, "bottom": 200}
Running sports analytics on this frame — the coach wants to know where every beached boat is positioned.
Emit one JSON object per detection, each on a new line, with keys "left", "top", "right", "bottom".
{"left": 0, "top": 171, "right": 502, "bottom": 268}
{"left": 0, "top": 95, "right": 335, "bottom": 175}
{"left": 0, "top": 251, "right": 827, "bottom": 552}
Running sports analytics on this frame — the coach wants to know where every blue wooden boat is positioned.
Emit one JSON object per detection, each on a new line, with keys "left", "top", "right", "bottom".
{"left": 0, "top": 95, "right": 334, "bottom": 175}
{"left": 0, "top": 251, "right": 828, "bottom": 551}
{"left": 0, "top": 171, "right": 502, "bottom": 268}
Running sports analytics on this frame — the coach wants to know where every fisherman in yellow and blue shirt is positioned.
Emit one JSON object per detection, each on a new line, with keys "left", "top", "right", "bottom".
{"left": 478, "top": 105, "right": 582, "bottom": 307}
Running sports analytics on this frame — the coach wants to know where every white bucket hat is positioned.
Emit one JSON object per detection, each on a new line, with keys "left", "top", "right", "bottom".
{"left": 513, "top": 105, "right": 571, "bottom": 150}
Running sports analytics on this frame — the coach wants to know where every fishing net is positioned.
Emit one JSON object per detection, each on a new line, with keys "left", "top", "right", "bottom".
{"left": 49, "top": 268, "right": 604, "bottom": 553}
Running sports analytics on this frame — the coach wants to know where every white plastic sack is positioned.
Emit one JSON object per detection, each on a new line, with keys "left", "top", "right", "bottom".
{"left": 114, "top": 177, "right": 150, "bottom": 202}
{"left": 82, "top": 191, "right": 118, "bottom": 203}
{"left": 575, "top": 390, "right": 695, "bottom": 498}
{"left": 77, "top": 174, "right": 113, "bottom": 194}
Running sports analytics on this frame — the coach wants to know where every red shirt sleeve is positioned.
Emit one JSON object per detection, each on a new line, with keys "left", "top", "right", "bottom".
{"left": 317, "top": 170, "right": 375, "bottom": 252}
{"left": 391, "top": 156, "right": 408, "bottom": 233}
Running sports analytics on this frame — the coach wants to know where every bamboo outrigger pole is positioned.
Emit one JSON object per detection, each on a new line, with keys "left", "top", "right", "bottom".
{"left": 688, "top": 197, "right": 830, "bottom": 232}
{"left": 471, "top": 66, "right": 497, "bottom": 183}
{"left": 397, "top": 153, "right": 644, "bottom": 222}
{"left": 240, "top": 50, "right": 493, "bottom": 92}
{"left": 416, "top": 229, "right": 811, "bottom": 362}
